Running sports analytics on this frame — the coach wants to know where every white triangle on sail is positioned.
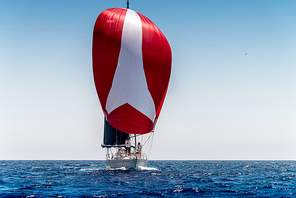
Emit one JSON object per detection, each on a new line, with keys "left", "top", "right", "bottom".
{"left": 105, "top": 9, "right": 156, "bottom": 122}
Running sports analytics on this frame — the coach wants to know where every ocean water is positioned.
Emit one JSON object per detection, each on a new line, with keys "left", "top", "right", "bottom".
{"left": 0, "top": 160, "right": 295, "bottom": 197}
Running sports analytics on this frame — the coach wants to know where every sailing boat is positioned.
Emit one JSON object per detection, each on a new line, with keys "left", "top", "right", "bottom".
{"left": 92, "top": 3, "right": 172, "bottom": 169}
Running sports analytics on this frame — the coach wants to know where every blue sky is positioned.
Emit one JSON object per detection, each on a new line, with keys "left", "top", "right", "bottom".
{"left": 1, "top": 0, "right": 295, "bottom": 160}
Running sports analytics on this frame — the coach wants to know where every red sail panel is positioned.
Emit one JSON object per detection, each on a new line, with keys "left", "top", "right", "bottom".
{"left": 93, "top": 8, "right": 171, "bottom": 134}
{"left": 138, "top": 13, "right": 172, "bottom": 122}
{"left": 108, "top": 104, "right": 153, "bottom": 134}
{"left": 92, "top": 8, "right": 127, "bottom": 116}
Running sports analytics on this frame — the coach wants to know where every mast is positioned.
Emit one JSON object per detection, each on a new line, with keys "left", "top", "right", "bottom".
{"left": 135, "top": 134, "right": 137, "bottom": 152}
{"left": 126, "top": 0, "right": 129, "bottom": 9}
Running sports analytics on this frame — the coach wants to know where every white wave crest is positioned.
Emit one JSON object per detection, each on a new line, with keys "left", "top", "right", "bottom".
{"left": 137, "top": 166, "right": 158, "bottom": 171}
{"left": 115, "top": 167, "right": 127, "bottom": 171}
{"left": 107, "top": 167, "right": 128, "bottom": 171}
{"left": 79, "top": 168, "right": 103, "bottom": 171}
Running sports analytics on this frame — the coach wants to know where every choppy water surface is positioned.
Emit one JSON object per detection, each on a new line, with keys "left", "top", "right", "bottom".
{"left": 0, "top": 160, "right": 295, "bottom": 197}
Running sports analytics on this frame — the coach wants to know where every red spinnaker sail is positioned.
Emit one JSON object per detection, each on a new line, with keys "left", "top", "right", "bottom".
{"left": 92, "top": 8, "right": 171, "bottom": 134}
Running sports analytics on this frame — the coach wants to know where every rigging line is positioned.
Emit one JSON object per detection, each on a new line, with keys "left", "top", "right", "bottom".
{"left": 148, "top": 132, "right": 154, "bottom": 159}
{"left": 142, "top": 132, "right": 153, "bottom": 147}
{"left": 143, "top": 131, "right": 154, "bottom": 154}
{"left": 141, "top": 135, "right": 143, "bottom": 148}
{"left": 143, "top": 136, "right": 149, "bottom": 154}
{"left": 116, "top": 128, "right": 118, "bottom": 145}
{"left": 135, "top": 133, "right": 147, "bottom": 137}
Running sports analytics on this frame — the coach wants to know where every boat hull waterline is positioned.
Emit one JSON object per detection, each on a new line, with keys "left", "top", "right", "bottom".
{"left": 106, "top": 158, "right": 148, "bottom": 169}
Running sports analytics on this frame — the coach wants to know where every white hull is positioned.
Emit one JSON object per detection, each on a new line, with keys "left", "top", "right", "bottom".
{"left": 106, "top": 158, "right": 147, "bottom": 169}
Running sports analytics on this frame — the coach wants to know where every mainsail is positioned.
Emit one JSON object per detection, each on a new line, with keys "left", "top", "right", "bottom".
{"left": 103, "top": 118, "right": 128, "bottom": 147}
{"left": 92, "top": 8, "right": 171, "bottom": 136}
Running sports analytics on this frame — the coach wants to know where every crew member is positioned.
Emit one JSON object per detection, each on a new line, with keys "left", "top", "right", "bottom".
{"left": 125, "top": 137, "right": 131, "bottom": 155}
{"left": 137, "top": 142, "right": 142, "bottom": 158}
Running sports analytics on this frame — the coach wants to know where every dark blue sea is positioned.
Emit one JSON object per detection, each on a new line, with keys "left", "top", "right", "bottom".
{"left": 0, "top": 160, "right": 296, "bottom": 197}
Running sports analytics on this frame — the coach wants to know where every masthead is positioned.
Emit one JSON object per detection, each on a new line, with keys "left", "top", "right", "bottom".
{"left": 126, "top": 0, "right": 129, "bottom": 9}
